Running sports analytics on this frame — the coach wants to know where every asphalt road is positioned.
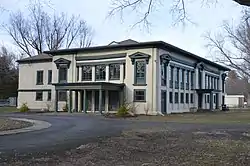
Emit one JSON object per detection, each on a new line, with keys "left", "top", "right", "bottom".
{"left": 0, "top": 113, "right": 249, "bottom": 161}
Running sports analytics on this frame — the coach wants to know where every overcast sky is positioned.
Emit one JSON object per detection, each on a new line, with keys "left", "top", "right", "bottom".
{"left": 0, "top": 0, "right": 243, "bottom": 58}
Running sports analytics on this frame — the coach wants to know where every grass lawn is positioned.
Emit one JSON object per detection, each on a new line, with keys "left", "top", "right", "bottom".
{"left": 134, "top": 110, "right": 250, "bottom": 124}
{"left": 0, "top": 107, "right": 18, "bottom": 114}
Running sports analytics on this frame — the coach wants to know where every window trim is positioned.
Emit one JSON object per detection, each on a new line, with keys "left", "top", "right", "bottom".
{"left": 133, "top": 59, "right": 147, "bottom": 86}
{"left": 48, "top": 70, "right": 52, "bottom": 84}
{"left": 109, "top": 63, "right": 120, "bottom": 80}
{"left": 58, "top": 67, "right": 68, "bottom": 83}
{"left": 133, "top": 89, "right": 146, "bottom": 102}
{"left": 36, "top": 70, "right": 44, "bottom": 85}
{"left": 58, "top": 91, "right": 67, "bottom": 101}
{"left": 47, "top": 91, "right": 51, "bottom": 101}
{"left": 35, "top": 91, "right": 43, "bottom": 101}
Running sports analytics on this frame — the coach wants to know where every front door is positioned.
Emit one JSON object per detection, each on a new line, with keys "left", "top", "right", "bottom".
{"left": 161, "top": 91, "right": 167, "bottom": 114}
{"left": 198, "top": 93, "right": 202, "bottom": 109}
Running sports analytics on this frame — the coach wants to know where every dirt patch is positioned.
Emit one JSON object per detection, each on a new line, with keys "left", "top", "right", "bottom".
{"left": 2, "top": 127, "right": 250, "bottom": 166}
{"left": 0, "top": 118, "right": 33, "bottom": 131}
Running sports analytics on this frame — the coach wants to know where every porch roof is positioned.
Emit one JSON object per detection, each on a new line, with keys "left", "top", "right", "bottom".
{"left": 52, "top": 82, "right": 125, "bottom": 91}
{"left": 195, "top": 89, "right": 221, "bottom": 94}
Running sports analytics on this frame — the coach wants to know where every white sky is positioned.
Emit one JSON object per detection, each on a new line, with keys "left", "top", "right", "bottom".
{"left": 0, "top": 0, "right": 244, "bottom": 58}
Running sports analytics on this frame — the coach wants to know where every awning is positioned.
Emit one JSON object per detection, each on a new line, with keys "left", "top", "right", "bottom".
{"left": 53, "top": 82, "right": 125, "bottom": 91}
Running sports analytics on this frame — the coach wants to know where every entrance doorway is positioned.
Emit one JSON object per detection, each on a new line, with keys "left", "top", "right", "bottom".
{"left": 198, "top": 94, "right": 202, "bottom": 109}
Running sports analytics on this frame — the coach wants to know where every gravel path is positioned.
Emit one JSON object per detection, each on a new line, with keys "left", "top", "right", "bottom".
{"left": 0, "top": 118, "right": 33, "bottom": 131}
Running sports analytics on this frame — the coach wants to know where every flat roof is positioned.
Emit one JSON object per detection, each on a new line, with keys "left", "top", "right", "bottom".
{"left": 44, "top": 40, "right": 230, "bottom": 71}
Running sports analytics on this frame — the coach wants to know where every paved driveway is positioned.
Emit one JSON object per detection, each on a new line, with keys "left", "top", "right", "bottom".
{"left": 0, "top": 113, "right": 249, "bottom": 159}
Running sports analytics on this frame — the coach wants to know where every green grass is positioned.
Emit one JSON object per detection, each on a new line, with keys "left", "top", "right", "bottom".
{"left": 136, "top": 110, "right": 250, "bottom": 124}
{"left": 0, "top": 107, "right": 18, "bottom": 113}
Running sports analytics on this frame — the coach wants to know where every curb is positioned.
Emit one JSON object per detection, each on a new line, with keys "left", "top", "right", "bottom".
{"left": 0, "top": 118, "right": 51, "bottom": 136}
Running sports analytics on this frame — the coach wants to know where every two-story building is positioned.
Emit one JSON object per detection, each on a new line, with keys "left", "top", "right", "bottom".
{"left": 17, "top": 39, "right": 230, "bottom": 114}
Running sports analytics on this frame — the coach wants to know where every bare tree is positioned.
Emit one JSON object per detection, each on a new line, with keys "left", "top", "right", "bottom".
{"left": 0, "top": 46, "right": 18, "bottom": 99}
{"left": 205, "top": 10, "right": 250, "bottom": 78}
{"left": 108, "top": 0, "right": 249, "bottom": 27}
{"left": 3, "top": 1, "right": 93, "bottom": 57}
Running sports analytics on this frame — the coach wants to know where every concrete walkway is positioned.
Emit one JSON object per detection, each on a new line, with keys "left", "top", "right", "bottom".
{"left": 0, "top": 118, "right": 51, "bottom": 136}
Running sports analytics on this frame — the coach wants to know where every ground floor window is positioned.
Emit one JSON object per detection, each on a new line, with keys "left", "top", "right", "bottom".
{"left": 134, "top": 89, "right": 146, "bottom": 102}
{"left": 190, "top": 94, "right": 194, "bottom": 103}
{"left": 169, "top": 92, "right": 173, "bottom": 103}
{"left": 47, "top": 91, "right": 51, "bottom": 101}
{"left": 36, "top": 91, "right": 43, "bottom": 101}
{"left": 58, "top": 91, "right": 67, "bottom": 101}
{"left": 180, "top": 93, "right": 184, "bottom": 103}
{"left": 109, "top": 91, "right": 120, "bottom": 111}
{"left": 175, "top": 92, "right": 178, "bottom": 103}
{"left": 186, "top": 93, "right": 189, "bottom": 103}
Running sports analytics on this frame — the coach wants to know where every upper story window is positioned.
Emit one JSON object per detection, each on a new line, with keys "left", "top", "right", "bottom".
{"left": 170, "top": 66, "right": 174, "bottom": 88}
{"left": 76, "top": 66, "right": 79, "bottom": 81}
{"left": 208, "top": 76, "right": 210, "bottom": 89}
{"left": 82, "top": 65, "right": 92, "bottom": 81}
{"left": 109, "top": 64, "right": 120, "bottom": 80}
{"left": 36, "top": 70, "right": 44, "bottom": 85}
{"left": 161, "top": 63, "right": 167, "bottom": 86}
{"left": 186, "top": 70, "right": 190, "bottom": 90}
{"left": 95, "top": 65, "right": 106, "bottom": 81}
{"left": 58, "top": 67, "right": 67, "bottom": 83}
{"left": 160, "top": 54, "right": 171, "bottom": 86}
{"left": 181, "top": 69, "right": 185, "bottom": 89}
{"left": 129, "top": 52, "right": 150, "bottom": 86}
{"left": 48, "top": 70, "right": 52, "bottom": 84}
{"left": 191, "top": 71, "right": 194, "bottom": 89}
{"left": 54, "top": 58, "right": 71, "bottom": 83}
{"left": 175, "top": 68, "right": 179, "bottom": 89}
{"left": 135, "top": 60, "right": 146, "bottom": 85}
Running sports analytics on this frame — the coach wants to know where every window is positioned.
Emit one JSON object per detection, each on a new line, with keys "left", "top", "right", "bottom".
{"left": 191, "top": 71, "right": 194, "bottom": 89}
{"left": 170, "top": 66, "right": 174, "bottom": 88}
{"left": 214, "top": 95, "right": 216, "bottom": 103}
{"left": 207, "top": 95, "right": 210, "bottom": 103}
{"left": 208, "top": 76, "right": 210, "bottom": 89}
{"left": 82, "top": 65, "right": 92, "bottom": 81}
{"left": 180, "top": 93, "right": 184, "bottom": 103}
{"left": 58, "top": 67, "right": 67, "bottom": 83}
{"left": 175, "top": 68, "right": 179, "bottom": 89}
{"left": 214, "top": 78, "right": 217, "bottom": 90}
{"left": 181, "top": 69, "right": 184, "bottom": 89}
{"left": 109, "top": 64, "right": 120, "bottom": 80}
{"left": 211, "top": 77, "right": 214, "bottom": 89}
{"left": 47, "top": 91, "right": 51, "bottom": 101}
{"left": 58, "top": 91, "right": 67, "bottom": 101}
{"left": 169, "top": 92, "right": 173, "bottom": 103}
{"left": 76, "top": 66, "right": 79, "bottom": 81}
{"left": 174, "top": 92, "right": 179, "bottom": 103}
{"left": 48, "top": 70, "right": 52, "bottom": 84}
{"left": 186, "top": 70, "right": 190, "bottom": 90}
{"left": 161, "top": 63, "right": 167, "bottom": 86}
{"left": 36, "top": 71, "right": 44, "bottom": 85}
{"left": 36, "top": 91, "right": 43, "bottom": 101}
{"left": 190, "top": 94, "right": 194, "bottom": 103}
{"left": 186, "top": 93, "right": 189, "bottom": 103}
{"left": 198, "top": 70, "right": 202, "bottom": 89}
{"left": 135, "top": 60, "right": 146, "bottom": 85}
{"left": 134, "top": 89, "right": 146, "bottom": 102}
{"left": 95, "top": 65, "right": 106, "bottom": 80}
{"left": 205, "top": 75, "right": 208, "bottom": 89}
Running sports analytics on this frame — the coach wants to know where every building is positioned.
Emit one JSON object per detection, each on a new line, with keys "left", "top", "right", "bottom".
{"left": 17, "top": 39, "right": 230, "bottom": 114}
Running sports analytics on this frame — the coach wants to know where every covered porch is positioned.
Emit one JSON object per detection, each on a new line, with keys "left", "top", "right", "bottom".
{"left": 196, "top": 89, "right": 221, "bottom": 111}
{"left": 53, "top": 82, "right": 125, "bottom": 113}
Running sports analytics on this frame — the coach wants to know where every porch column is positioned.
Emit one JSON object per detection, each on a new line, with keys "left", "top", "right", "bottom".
{"left": 92, "top": 90, "right": 95, "bottom": 112}
{"left": 83, "top": 90, "right": 86, "bottom": 113}
{"left": 218, "top": 71, "right": 223, "bottom": 109}
{"left": 79, "top": 66, "right": 82, "bottom": 82}
{"left": 78, "top": 91, "right": 82, "bottom": 112}
{"left": 75, "top": 91, "right": 78, "bottom": 112}
{"left": 55, "top": 90, "right": 58, "bottom": 112}
{"left": 106, "top": 65, "right": 109, "bottom": 81}
{"left": 69, "top": 90, "right": 72, "bottom": 113}
{"left": 92, "top": 66, "right": 95, "bottom": 82}
{"left": 210, "top": 91, "right": 213, "bottom": 111}
{"left": 120, "top": 64, "right": 124, "bottom": 82}
{"left": 105, "top": 90, "right": 109, "bottom": 112}
{"left": 99, "top": 89, "right": 103, "bottom": 114}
